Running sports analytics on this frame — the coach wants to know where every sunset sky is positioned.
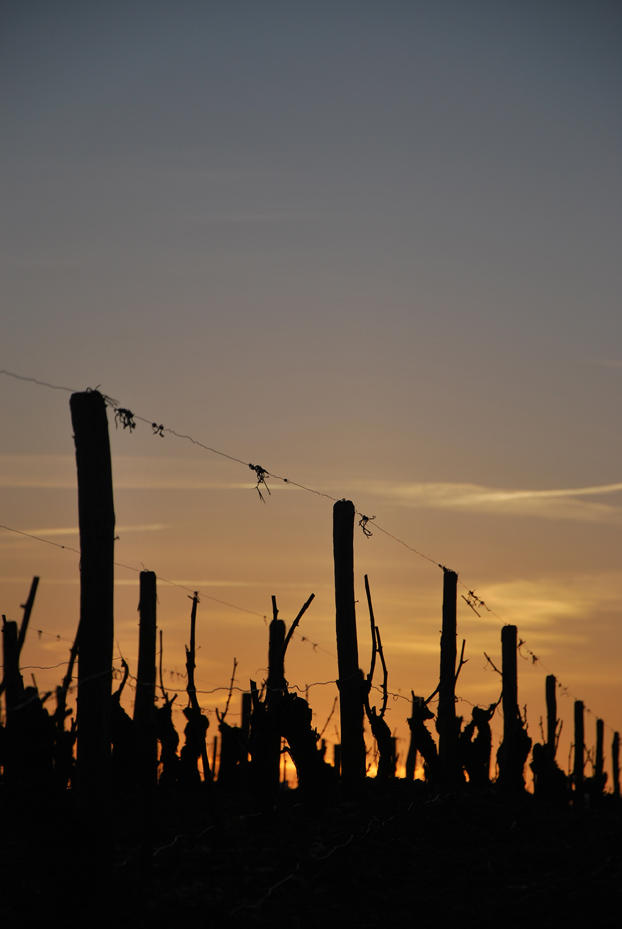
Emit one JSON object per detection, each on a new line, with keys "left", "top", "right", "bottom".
{"left": 1, "top": 1, "right": 621, "bottom": 781}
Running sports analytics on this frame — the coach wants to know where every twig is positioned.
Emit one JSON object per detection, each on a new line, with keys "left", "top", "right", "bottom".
{"left": 217, "top": 658, "right": 238, "bottom": 723}
{"left": 454, "top": 638, "right": 468, "bottom": 685}
{"left": 375, "top": 626, "right": 389, "bottom": 719}
{"left": 282, "top": 593, "right": 315, "bottom": 658}
{"left": 319, "top": 697, "right": 338, "bottom": 739}
{"left": 364, "top": 575, "right": 377, "bottom": 687}
{"left": 484, "top": 652, "right": 502, "bottom": 676}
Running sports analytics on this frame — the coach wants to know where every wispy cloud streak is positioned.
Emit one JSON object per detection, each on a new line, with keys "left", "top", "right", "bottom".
{"left": 348, "top": 479, "right": 622, "bottom": 523}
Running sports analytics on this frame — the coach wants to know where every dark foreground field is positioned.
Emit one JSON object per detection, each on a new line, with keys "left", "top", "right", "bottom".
{"left": 2, "top": 782, "right": 620, "bottom": 928}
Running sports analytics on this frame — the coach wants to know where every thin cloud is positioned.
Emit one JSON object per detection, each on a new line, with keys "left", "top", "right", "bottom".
{"left": 348, "top": 479, "right": 622, "bottom": 524}
{"left": 0, "top": 523, "right": 167, "bottom": 538}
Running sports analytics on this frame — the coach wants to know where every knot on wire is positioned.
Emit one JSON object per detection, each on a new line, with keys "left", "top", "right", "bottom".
{"left": 114, "top": 408, "right": 136, "bottom": 431}
{"left": 249, "top": 464, "right": 271, "bottom": 503}
{"left": 358, "top": 514, "right": 375, "bottom": 538}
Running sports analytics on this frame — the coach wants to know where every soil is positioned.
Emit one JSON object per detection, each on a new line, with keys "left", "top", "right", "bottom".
{"left": 1, "top": 781, "right": 620, "bottom": 928}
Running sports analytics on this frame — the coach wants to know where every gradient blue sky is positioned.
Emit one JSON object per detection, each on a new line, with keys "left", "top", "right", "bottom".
{"left": 1, "top": 1, "right": 621, "bottom": 778}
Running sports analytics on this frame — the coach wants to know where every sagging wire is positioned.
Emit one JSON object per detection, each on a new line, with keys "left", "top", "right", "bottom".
{"left": 1, "top": 369, "right": 618, "bottom": 734}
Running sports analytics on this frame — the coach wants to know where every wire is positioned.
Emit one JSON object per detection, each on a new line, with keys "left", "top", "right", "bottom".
{"left": 1, "top": 368, "right": 619, "bottom": 736}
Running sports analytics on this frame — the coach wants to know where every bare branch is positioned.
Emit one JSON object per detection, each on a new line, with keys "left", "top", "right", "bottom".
{"left": 454, "top": 638, "right": 469, "bottom": 686}
{"left": 319, "top": 696, "right": 338, "bottom": 739}
{"left": 218, "top": 657, "right": 238, "bottom": 724}
{"left": 364, "top": 575, "right": 377, "bottom": 686}
{"left": 484, "top": 652, "right": 502, "bottom": 676}
{"left": 375, "top": 626, "right": 389, "bottom": 719}
{"left": 282, "top": 593, "right": 315, "bottom": 658}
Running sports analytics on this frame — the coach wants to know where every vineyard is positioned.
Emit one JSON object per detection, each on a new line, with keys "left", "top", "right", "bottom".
{"left": 1, "top": 388, "right": 621, "bottom": 927}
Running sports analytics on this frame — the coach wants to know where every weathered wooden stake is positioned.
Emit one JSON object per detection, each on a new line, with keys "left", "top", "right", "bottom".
{"left": 333, "top": 743, "right": 341, "bottom": 776}
{"left": 184, "top": 592, "right": 211, "bottom": 782}
{"left": 438, "top": 569, "right": 458, "bottom": 786}
{"left": 266, "top": 596, "right": 286, "bottom": 792}
{"left": 211, "top": 736, "right": 218, "bottom": 778}
{"left": 134, "top": 571, "right": 157, "bottom": 789}
{"left": 241, "top": 691, "right": 252, "bottom": 762}
{"left": 405, "top": 692, "right": 418, "bottom": 781}
{"left": 333, "top": 499, "right": 366, "bottom": 790}
{"left": 595, "top": 717, "right": 605, "bottom": 795}
{"left": 546, "top": 674, "right": 557, "bottom": 757}
{"left": 573, "top": 700, "right": 584, "bottom": 800}
{"left": 502, "top": 625, "right": 518, "bottom": 744}
{"left": 70, "top": 391, "right": 115, "bottom": 804}
{"left": 612, "top": 732, "right": 620, "bottom": 798}
{"left": 497, "top": 624, "right": 531, "bottom": 790}
{"left": 2, "top": 618, "right": 22, "bottom": 714}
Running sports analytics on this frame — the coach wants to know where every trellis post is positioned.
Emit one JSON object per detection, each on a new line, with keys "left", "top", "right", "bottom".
{"left": 573, "top": 700, "right": 584, "bottom": 803}
{"left": 70, "top": 391, "right": 115, "bottom": 802}
{"left": 333, "top": 500, "right": 366, "bottom": 791}
{"left": 70, "top": 390, "right": 115, "bottom": 886}
{"left": 546, "top": 674, "right": 557, "bottom": 757}
{"left": 134, "top": 571, "right": 157, "bottom": 789}
{"left": 438, "top": 569, "right": 458, "bottom": 786}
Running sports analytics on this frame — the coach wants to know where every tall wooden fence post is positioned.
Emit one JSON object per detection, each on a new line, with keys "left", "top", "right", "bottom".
{"left": 405, "top": 692, "right": 418, "bottom": 781}
{"left": 497, "top": 624, "right": 531, "bottom": 790}
{"left": 241, "top": 691, "right": 252, "bottom": 763}
{"left": 70, "top": 391, "right": 115, "bottom": 802}
{"left": 333, "top": 499, "right": 366, "bottom": 791}
{"left": 2, "top": 618, "right": 22, "bottom": 791}
{"left": 70, "top": 390, "right": 115, "bottom": 889}
{"left": 573, "top": 700, "right": 584, "bottom": 803}
{"left": 612, "top": 732, "right": 620, "bottom": 799}
{"left": 438, "top": 568, "right": 458, "bottom": 787}
{"left": 595, "top": 717, "right": 605, "bottom": 796}
{"left": 266, "top": 596, "right": 286, "bottom": 793}
{"left": 134, "top": 571, "right": 157, "bottom": 790}
{"left": 546, "top": 674, "right": 557, "bottom": 758}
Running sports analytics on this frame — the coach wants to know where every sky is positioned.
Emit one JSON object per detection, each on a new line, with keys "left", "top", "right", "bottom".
{"left": 1, "top": 0, "right": 621, "bottom": 782}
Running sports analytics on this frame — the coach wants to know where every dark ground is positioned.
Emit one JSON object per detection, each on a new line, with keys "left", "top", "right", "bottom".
{"left": 2, "top": 782, "right": 620, "bottom": 928}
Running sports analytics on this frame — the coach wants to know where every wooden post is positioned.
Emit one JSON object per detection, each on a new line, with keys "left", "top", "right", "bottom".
{"left": 266, "top": 597, "right": 286, "bottom": 792}
{"left": 502, "top": 625, "right": 518, "bottom": 745}
{"left": 333, "top": 500, "right": 365, "bottom": 791}
{"left": 70, "top": 391, "right": 115, "bottom": 804}
{"left": 545, "top": 674, "right": 557, "bottom": 757}
{"left": 134, "top": 571, "right": 157, "bottom": 789}
{"left": 70, "top": 390, "right": 115, "bottom": 893}
{"left": 184, "top": 593, "right": 211, "bottom": 783}
{"left": 405, "top": 692, "right": 418, "bottom": 781}
{"left": 333, "top": 743, "right": 341, "bottom": 776}
{"left": 211, "top": 736, "right": 218, "bottom": 779}
{"left": 497, "top": 624, "right": 531, "bottom": 790}
{"left": 612, "top": 732, "right": 620, "bottom": 799}
{"left": 241, "top": 691, "right": 251, "bottom": 762}
{"left": 2, "top": 617, "right": 23, "bottom": 790}
{"left": 438, "top": 569, "right": 458, "bottom": 786}
{"left": 573, "top": 700, "right": 584, "bottom": 800}
{"left": 2, "top": 618, "right": 22, "bottom": 714}
{"left": 595, "top": 717, "right": 605, "bottom": 795}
